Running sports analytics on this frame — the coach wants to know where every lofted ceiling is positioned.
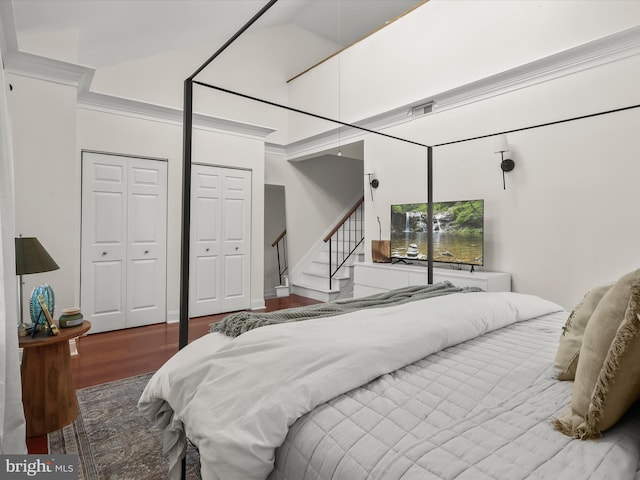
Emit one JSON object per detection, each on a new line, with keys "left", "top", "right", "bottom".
{"left": 11, "top": 0, "right": 425, "bottom": 67}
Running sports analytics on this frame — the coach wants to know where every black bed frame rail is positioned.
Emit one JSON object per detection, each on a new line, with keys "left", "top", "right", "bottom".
{"left": 324, "top": 196, "right": 365, "bottom": 290}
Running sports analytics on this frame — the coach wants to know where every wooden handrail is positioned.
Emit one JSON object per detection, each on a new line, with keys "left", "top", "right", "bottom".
{"left": 323, "top": 196, "right": 365, "bottom": 242}
{"left": 271, "top": 229, "right": 286, "bottom": 247}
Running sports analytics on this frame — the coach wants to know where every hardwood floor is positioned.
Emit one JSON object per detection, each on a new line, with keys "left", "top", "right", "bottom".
{"left": 26, "top": 294, "right": 321, "bottom": 454}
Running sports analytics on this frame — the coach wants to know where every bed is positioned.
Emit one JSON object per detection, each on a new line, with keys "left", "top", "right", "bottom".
{"left": 138, "top": 279, "right": 640, "bottom": 480}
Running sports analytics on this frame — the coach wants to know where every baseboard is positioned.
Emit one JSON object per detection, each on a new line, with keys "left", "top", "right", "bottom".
{"left": 166, "top": 310, "right": 179, "bottom": 324}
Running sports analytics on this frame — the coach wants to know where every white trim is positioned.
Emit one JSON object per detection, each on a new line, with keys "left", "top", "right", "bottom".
{"left": 166, "top": 310, "right": 179, "bottom": 323}
{"left": 264, "top": 288, "right": 278, "bottom": 299}
{"left": 4, "top": 51, "right": 92, "bottom": 87}
{"left": 77, "top": 91, "right": 275, "bottom": 139}
{"left": 251, "top": 299, "right": 266, "bottom": 311}
{"left": 431, "top": 25, "right": 640, "bottom": 113}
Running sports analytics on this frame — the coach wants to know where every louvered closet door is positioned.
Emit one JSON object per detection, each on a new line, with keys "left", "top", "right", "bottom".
{"left": 189, "top": 164, "right": 251, "bottom": 317}
{"left": 81, "top": 152, "right": 167, "bottom": 334}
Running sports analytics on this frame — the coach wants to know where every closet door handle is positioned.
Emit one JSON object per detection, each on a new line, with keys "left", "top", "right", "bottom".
{"left": 144, "top": 250, "right": 149, "bottom": 255}
{"left": 101, "top": 251, "right": 107, "bottom": 256}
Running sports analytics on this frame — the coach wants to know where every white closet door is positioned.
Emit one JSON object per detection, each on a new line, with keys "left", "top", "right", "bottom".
{"left": 190, "top": 165, "right": 222, "bottom": 317}
{"left": 81, "top": 153, "right": 127, "bottom": 333}
{"left": 126, "top": 159, "right": 167, "bottom": 328}
{"left": 81, "top": 152, "right": 167, "bottom": 334}
{"left": 190, "top": 165, "right": 251, "bottom": 317}
{"left": 220, "top": 170, "right": 251, "bottom": 312}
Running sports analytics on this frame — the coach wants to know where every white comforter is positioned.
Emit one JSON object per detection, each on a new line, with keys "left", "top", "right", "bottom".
{"left": 138, "top": 292, "right": 563, "bottom": 480}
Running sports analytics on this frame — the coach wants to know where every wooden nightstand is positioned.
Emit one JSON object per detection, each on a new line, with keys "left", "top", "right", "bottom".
{"left": 19, "top": 320, "right": 91, "bottom": 437}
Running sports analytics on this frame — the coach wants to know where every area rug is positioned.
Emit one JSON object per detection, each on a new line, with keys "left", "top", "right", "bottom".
{"left": 49, "top": 372, "right": 201, "bottom": 479}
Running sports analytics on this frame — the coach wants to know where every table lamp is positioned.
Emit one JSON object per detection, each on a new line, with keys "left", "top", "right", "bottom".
{"left": 15, "top": 236, "right": 59, "bottom": 326}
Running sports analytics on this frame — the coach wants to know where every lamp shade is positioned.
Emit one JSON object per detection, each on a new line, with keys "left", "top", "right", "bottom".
{"left": 493, "top": 134, "right": 510, "bottom": 153}
{"left": 15, "top": 237, "right": 59, "bottom": 275}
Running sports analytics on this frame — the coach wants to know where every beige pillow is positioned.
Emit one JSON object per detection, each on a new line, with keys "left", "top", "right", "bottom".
{"left": 554, "top": 284, "right": 613, "bottom": 380}
{"left": 553, "top": 269, "right": 640, "bottom": 439}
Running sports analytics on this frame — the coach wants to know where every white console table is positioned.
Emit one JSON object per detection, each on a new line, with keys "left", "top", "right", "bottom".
{"left": 353, "top": 262, "right": 511, "bottom": 298}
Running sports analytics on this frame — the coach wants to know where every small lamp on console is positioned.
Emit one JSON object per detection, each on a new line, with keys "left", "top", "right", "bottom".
{"left": 15, "top": 236, "right": 59, "bottom": 328}
{"left": 494, "top": 134, "right": 515, "bottom": 190}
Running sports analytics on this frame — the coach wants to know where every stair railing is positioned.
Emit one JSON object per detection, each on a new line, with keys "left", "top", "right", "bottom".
{"left": 271, "top": 229, "right": 288, "bottom": 285}
{"left": 323, "top": 196, "right": 365, "bottom": 289}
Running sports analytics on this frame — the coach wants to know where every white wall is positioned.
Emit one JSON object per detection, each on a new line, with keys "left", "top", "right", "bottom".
{"left": 362, "top": 53, "right": 640, "bottom": 309}
{"left": 8, "top": 75, "right": 78, "bottom": 320}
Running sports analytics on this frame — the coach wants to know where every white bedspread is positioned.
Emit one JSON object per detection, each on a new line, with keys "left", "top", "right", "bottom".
{"left": 139, "top": 291, "right": 563, "bottom": 480}
{"left": 271, "top": 313, "right": 640, "bottom": 480}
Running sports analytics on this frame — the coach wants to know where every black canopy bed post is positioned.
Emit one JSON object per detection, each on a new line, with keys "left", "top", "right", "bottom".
{"left": 427, "top": 145, "right": 433, "bottom": 284}
{"left": 178, "top": 78, "right": 193, "bottom": 351}
{"left": 179, "top": 0, "right": 280, "bottom": 352}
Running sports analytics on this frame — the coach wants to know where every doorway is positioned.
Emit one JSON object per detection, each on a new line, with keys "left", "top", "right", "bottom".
{"left": 264, "top": 184, "right": 287, "bottom": 297}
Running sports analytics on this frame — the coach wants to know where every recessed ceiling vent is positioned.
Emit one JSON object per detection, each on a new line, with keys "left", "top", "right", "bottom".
{"left": 411, "top": 101, "right": 435, "bottom": 117}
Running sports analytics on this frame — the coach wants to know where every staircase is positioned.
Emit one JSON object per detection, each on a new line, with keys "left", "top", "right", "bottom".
{"left": 291, "top": 196, "right": 365, "bottom": 302}
{"left": 292, "top": 242, "right": 364, "bottom": 302}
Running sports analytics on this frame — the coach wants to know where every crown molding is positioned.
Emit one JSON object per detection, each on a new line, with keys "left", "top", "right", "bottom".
{"left": 0, "top": 1, "right": 18, "bottom": 56}
{"left": 77, "top": 91, "right": 275, "bottom": 139}
{"left": 3, "top": 48, "right": 274, "bottom": 138}
{"left": 430, "top": 25, "right": 640, "bottom": 113}
{"left": 4, "top": 50, "right": 92, "bottom": 87}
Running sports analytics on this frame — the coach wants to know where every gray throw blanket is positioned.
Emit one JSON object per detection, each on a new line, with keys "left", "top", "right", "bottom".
{"left": 210, "top": 281, "right": 483, "bottom": 337}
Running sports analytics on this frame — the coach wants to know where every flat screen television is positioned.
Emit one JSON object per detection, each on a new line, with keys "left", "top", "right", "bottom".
{"left": 390, "top": 199, "right": 484, "bottom": 266}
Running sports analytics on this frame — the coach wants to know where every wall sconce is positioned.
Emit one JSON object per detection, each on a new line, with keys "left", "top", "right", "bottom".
{"left": 494, "top": 134, "right": 515, "bottom": 190}
{"left": 366, "top": 173, "right": 379, "bottom": 201}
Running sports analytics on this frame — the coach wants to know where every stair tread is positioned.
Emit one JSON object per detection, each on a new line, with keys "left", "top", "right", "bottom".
{"left": 293, "top": 281, "right": 341, "bottom": 294}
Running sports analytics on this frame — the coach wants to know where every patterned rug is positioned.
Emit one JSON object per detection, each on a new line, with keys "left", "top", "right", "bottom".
{"left": 49, "top": 372, "right": 201, "bottom": 479}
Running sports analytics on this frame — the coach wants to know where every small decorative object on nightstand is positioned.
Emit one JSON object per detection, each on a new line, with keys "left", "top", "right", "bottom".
{"left": 37, "top": 293, "right": 59, "bottom": 336}
{"left": 59, "top": 307, "right": 84, "bottom": 328}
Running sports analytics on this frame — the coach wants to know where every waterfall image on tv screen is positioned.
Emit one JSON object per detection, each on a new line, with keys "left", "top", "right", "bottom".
{"left": 390, "top": 199, "right": 484, "bottom": 266}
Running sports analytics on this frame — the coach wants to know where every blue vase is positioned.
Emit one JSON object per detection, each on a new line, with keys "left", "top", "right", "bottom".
{"left": 30, "top": 284, "right": 55, "bottom": 325}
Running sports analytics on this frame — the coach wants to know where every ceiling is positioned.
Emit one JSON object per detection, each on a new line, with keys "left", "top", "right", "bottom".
{"left": 11, "top": 0, "right": 425, "bottom": 67}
